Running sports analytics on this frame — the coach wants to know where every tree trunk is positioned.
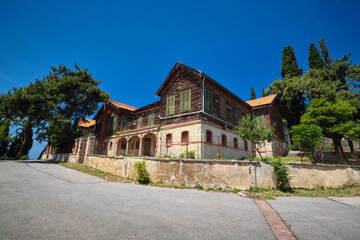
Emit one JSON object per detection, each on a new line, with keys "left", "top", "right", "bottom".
{"left": 16, "top": 131, "right": 27, "bottom": 159}
{"left": 332, "top": 136, "right": 343, "bottom": 153}
{"left": 348, "top": 139, "right": 354, "bottom": 153}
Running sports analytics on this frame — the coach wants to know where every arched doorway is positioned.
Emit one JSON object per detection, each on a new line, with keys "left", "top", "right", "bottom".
{"left": 142, "top": 133, "right": 156, "bottom": 156}
{"left": 116, "top": 138, "right": 127, "bottom": 156}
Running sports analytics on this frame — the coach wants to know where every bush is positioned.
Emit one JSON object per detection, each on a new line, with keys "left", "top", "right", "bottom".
{"left": 134, "top": 161, "right": 150, "bottom": 184}
{"left": 179, "top": 153, "right": 185, "bottom": 158}
{"left": 20, "top": 155, "right": 29, "bottom": 160}
{"left": 188, "top": 151, "right": 196, "bottom": 159}
{"left": 271, "top": 158, "right": 291, "bottom": 190}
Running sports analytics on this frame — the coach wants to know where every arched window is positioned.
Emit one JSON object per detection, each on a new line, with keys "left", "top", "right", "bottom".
{"left": 181, "top": 131, "right": 189, "bottom": 144}
{"left": 244, "top": 140, "right": 248, "bottom": 150}
{"left": 221, "top": 134, "right": 227, "bottom": 146}
{"left": 166, "top": 134, "right": 172, "bottom": 146}
{"left": 206, "top": 130, "right": 212, "bottom": 143}
{"left": 109, "top": 141, "right": 113, "bottom": 149}
{"left": 233, "top": 138, "right": 238, "bottom": 148}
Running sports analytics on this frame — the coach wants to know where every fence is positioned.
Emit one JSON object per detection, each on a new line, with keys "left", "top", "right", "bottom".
{"left": 293, "top": 143, "right": 359, "bottom": 165}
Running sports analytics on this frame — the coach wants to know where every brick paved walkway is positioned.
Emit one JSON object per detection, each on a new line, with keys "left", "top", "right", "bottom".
{"left": 255, "top": 199, "right": 297, "bottom": 240}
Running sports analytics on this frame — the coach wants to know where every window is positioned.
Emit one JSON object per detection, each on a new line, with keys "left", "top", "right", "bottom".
{"left": 221, "top": 134, "right": 227, "bottom": 146}
{"left": 206, "top": 130, "right": 212, "bottom": 143}
{"left": 181, "top": 131, "right": 189, "bottom": 144}
{"left": 135, "top": 141, "right": 140, "bottom": 149}
{"left": 148, "top": 111, "right": 154, "bottom": 126}
{"left": 255, "top": 111, "right": 265, "bottom": 124}
{"left": 220, "top": 96, "right": 226, "bottom": 118}
{"left": 180, "top": 88, "right": 191, "bottom": 112}
{"left": 233, "top": 138, "right": 238, "bottom": 148}
{"left": 232, "top": 104, "right": 237, "bottom": 123}
{"left": 204, "top": 87, "right": 213, "bottom": 112}
{"left": 109, "top": 141, "right": 113, "bottom": 149}
{"left": 166, "top": 134, "right": 172, "bottom": 146}
{"left": 244, "top": 140, "right": 248, "bottom": 150}
{"left": 166, "top": 94, "right": 175, "bottom": 116}
{"left": 137, "top": 115, "right": 143, "bottom": 128}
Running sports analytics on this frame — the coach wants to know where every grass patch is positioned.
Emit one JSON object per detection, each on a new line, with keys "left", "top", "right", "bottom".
{"left": 58, "top": 162, "right": 136, "bottom": 183}
{"left": 246, "top": 185, "right": 360, "bottom": 198}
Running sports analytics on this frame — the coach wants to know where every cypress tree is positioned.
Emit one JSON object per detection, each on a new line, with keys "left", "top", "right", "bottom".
{"left": 308, "top": 43, "right": 325, "bottom": 69}
{"left": 280, "top": 45, "right": 303, "bottom": 79}
{"left": 262, "top": 88, "right": 266, "bottom": 97}
{"left": 319, "top": 38, "right": 333, "bottom": 67}
{"left": 250, "top": 87, "right": 256, "bottom": 100}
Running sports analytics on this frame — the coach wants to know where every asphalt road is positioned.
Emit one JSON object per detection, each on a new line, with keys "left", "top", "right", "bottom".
{"left": 1, "top": 160, "right": 360, "bottom": 240}
{"left": 0, "top": 160, "right": 274, "bottom": 240}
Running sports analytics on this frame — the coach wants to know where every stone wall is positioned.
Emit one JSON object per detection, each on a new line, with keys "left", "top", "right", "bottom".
{"left": 51, "top": 153, "right": 78, "bottom": 163}
{"left": 82, "top": 154, "right": 360, "bottom": 189}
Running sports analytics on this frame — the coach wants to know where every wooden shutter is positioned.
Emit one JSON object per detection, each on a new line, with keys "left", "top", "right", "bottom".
{"left": 166, "top": 94, "right": 175, "bottom": 116}
{"left": 205, "top": 87, "right": 213, "bottom": 112}
{"left": 232, "top": 104, "right": 237, "bottom": 123}
{"left": 181, "top": 88, "right": 191, "bottom": 112}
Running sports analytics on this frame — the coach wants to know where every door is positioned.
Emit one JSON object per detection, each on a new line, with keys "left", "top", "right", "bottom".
{"left": 143, "top": 138, "right": 151, "bottom": 156}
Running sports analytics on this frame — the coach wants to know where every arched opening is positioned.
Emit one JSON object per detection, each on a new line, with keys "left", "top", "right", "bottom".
{"left": 142, "top": 133, "right": 157, "bottom": 156}
{"left": 116, "top": 138, "right": 127, "bottom": 156}
{"left": 129, "top": 136, "right": 141, "bottom": 156}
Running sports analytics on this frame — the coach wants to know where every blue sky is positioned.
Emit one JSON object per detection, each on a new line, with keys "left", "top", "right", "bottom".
{"left": 1, "top": 0, "right": 360, "bottom": 159}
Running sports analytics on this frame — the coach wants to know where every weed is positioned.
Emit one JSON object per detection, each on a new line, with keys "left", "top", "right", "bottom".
{"left": 195, "top": 183, "right": 204, "bottom": 190}
{"left": 134, "top": 161, "right": 150, "bottom": 184}
{"left": 271, "top": 157, "right": 291, "bottom": 190}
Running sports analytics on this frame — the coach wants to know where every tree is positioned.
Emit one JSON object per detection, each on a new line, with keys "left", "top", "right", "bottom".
{"left": 37, "top": 63, "right": 110, "bottom": 153}
{"left": 0, "top": 119, "right": 11, "bottom": 157}
{"left": 319, "top": 38, "right": 333, "bottom": 68}
{"left": 250, "top": 87, "right": 256, "bottom": 100}
{"left": 290, "top": 124, "right": 322, "bottom": 162}
{"left": 300, "top": 99, "right": 357, "bottom": 152}
{"left": 262, "top": 88, "right": 266, "bottom": 97}
{"left": 280, "top": 45, "right": 303, "bottom": 79}
{"left": 235, "top": 114, "right": 276, "bottom": 160}
{"left": 266, "top": 76, "right": 306, "bottom": 128}
{"left": 308, "top": 43, "right": 325, "bottom": 70}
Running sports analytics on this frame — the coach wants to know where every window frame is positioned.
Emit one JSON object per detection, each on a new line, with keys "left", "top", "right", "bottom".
{"left": 181, "top": 131, "right": 189, "bottom": 144}
{"left": 221, "top": 134, "right": 227, "bottom": 146}
{"left": 244, "top": 140, "right": 248, "bottom": 150}
{"left": 166, "top": 133, "right": 172, "bottom": 146}
{"left": 233, "top": 138, "right": 238, "bottom": 148}
{"left": 206, "top": 130, "right": 212, "bottom": 144}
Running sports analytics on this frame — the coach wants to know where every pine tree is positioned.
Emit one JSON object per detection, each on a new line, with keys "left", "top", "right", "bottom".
{"left": 262, "top": 88, "right": 266, "bottom": 97}
{"left": 319, "top": 38, "right": 333, "bottom": 68}
{"left": 308, "top": 43, "right": 325, "bottom": 69}
{"left": 280, "top": 46, "right": 303, "bottom": 79}
{"left": 250, "top": 87, "right": 256, "bottom": 100}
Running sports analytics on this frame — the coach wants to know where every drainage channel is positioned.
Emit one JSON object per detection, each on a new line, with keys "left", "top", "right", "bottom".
{"left": 255, "top": 199, "right": 297, "bottom": 240}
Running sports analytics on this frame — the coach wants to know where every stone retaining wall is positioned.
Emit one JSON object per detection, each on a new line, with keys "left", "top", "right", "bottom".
{"left": 82, "top": 155, "right": 360, "bottom": 189}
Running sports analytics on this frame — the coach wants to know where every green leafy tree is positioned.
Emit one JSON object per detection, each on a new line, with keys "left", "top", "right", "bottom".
{"left": 308, "top": 43, "right": 325, "bottom": 70}
{"left": 250, "top": 87, "right": 256, "bottom": 100}
{"left": 235, "top": 114, "right": 276, "bottom": 160}
{"left": 266, "top": 76, "right": 306, "bottom": 128}
{"left": 290, "top": 124, "right": 322, "bottom": 162}
{"left": 300, "top": 99, "right": 357, "bottom": 152}
{"left": 37, "top": 63, "right": 110, "bottom": 153}
{"left": 262, "top": 88, "right": 266, "bottom": 97}
{"left": 0, "top": 119, "right": 11, "bottom": 157}
{"left": 280, "top": 45, "right": 303, "bottom": 79}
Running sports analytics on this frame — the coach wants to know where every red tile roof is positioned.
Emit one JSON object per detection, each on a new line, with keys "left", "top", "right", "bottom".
{"left": 246, "top": 94, "right": 278, "bottom": 107}
{"left": 78, "top": 119, "right": 96, "bottom": 128}
{"left": 108, "top": 99, "right": 137, "bottom": 111}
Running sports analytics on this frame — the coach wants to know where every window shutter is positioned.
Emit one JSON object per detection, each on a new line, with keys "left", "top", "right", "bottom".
{"left": 166, "top": 95, "right": 175, "bottom": 116}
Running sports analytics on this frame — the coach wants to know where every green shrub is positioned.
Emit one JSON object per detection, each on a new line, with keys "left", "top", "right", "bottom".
{"left": 272, "top": 158, "right": 291, "bottom": 190}
{"left": 134, "top": 161, "right": 150, "bottom": 184}
{"left": 20, "top": 155, "right": 29, "bottom": 160}
{"left": 188, "top": 151, "right": 196, "bottom": 159}
{"left": 163, "top": 154, "right": 172, "bottom": 158}
{"left": 179, "top": 153, "right": 185, "bottom": 158}
{"left": 195, "top": 183, "right": 204, "bottom": 190}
